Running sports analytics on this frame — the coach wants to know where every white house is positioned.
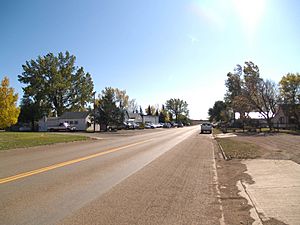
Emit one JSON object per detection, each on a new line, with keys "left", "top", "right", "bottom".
{"left": 124, "top": 111, "right": 159, "bottom": 124}
{"left": 142, "top": 115, "right": 159, "bottom": 124}
{"left": 39, "top": 111, "right": 100, "bottom": 131}
{"left": 125, "top": 112, "right": 143, "bottom": 123}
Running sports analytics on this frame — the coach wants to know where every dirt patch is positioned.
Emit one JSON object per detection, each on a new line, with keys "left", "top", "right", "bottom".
{"left": 215, "top": 157, "right": 255, "bottom": 225}
{"left": 233, "top": 133, "right": 300, "bottom": 164}
{"left": 216, "top": 138, "right": 263, "bottom": 159}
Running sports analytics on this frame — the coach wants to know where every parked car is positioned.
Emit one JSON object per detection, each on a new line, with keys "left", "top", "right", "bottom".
{"left": 125, "top": 121, "right": 139, "bottom": 129}
{"left": 177, "top": 122, "right": 184, "bottom": 128}
{"left": 163, "top": 123, "right": 172, "bottom": 128}
{"left": 48, "top": 122, "right": 76, "bottom": 132}
{"left": 200, "top": 123, "right": 212, "bottom": 134}
{"left": 155, "top": 123, "right": 163, "bottom": 128}
{"left": 170, "top": 122, "right": 178, "bottom": 127}
{"left": 145, "top": 122, "right": 155, "bottom": 129}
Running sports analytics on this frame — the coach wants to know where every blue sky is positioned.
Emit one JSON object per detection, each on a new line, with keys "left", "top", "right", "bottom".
{"left": 1, "top": 0, "right": 300, "bottom": 119}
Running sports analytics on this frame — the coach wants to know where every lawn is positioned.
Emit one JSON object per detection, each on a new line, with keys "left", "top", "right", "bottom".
{"left": 216, "top": 137, "right": 262, "bottom": 159}
{"left": 0, "top": 132, "right": 89, "bottom": 151}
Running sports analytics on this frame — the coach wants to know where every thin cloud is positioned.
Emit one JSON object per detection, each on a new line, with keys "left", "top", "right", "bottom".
{"left": 187, "top": 34, "right": 200, "bottom": 44}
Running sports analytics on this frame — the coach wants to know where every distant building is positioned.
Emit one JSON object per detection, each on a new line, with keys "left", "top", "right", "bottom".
{"left": 272, "top": 104, "right": 300, "bottom": 129}
{"left": 125, "top": 112, "right": 143, "bottom": 123}
{"left": 124, "top": 111, "right": 159, "bottom": 124}
{"left": 38, "top": 111, "right": 100, "bottom": 131}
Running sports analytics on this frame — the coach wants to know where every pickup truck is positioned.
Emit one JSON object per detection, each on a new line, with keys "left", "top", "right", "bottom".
{"left": 48, "top": 122, "right": 76, "bottom": 132}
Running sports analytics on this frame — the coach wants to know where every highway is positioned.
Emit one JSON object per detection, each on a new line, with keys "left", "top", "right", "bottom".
{"left": 0, "top": 126, "right": 222, "bottom": 225}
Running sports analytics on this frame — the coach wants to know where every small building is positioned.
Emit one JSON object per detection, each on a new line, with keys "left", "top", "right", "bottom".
{"left": 142, "top": 115, "right": 159, "bottom": 124}
{"left": 124, "top": 111, "right": 159, "bottom": 124}
{"left": 39, "top": 111, "right": 100, "bottom": 131}
{"left": 125, "top": 112, "right": 143, "bottom": 123}
{"left": 272, "top": 104, "right": 300, "bottom": 129}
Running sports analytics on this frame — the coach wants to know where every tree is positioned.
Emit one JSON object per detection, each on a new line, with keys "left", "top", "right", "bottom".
{"left": 0, "top": 77, "right": 20, "bottom": 129}
{"left": 279, "top": 73, "right": 300, "bottom": 104}
{"left": 225, "top": 65, "right": 244, "bottom": 119}
{"left": 94, "top": 87, "right": 124, "bottom": 131}
{"left": 225, "top": 65, "right": 243, "bottom": 105}
{"left": 127, "top": 99, "right": 139, "bottom": 113}
{"left": 208, "top": 100, "right": 227, "bottom": 122}
{"left": 158, "top": 104, "right": 168, "bottom": 123}
{"left": 139, "top": 106, "right": 143, "bottom": 114}
{"left": 114, "top": 88, "right": 129, "bottom": 109}
{"left": 242, "top": 62, "right": 278, "bottom": 129}
{"left": 279, "top": 73, "right": 300, "bottom": 127}
{"left": 145, "top": 105, "right": 156, "bottom": 115}
{"left": 18, "top": 96, "right": 43, "bottom": 131}
{"left": 165, "top": 98, "right": 189, "bottom": 122}
{"left": 18, "top": 51, "right": 94, "bottom": 117}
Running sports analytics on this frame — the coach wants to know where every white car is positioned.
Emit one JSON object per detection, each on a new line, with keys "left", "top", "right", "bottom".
{"left": 200, "top": 123, "right": 212, "bottom": 134}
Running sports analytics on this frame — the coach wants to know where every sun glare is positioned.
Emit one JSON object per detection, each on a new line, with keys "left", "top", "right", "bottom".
{"left": 232, "top": 0, "right": 266, "bottom": 36}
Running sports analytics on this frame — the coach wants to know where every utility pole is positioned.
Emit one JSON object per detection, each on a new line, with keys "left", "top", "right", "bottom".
{"left": 93, "top": 91, "right": 96, "bottom": 132}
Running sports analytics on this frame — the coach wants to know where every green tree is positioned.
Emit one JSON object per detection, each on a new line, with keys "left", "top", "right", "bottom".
{"left": 18, "top": 96, "right": 46, "bottom": 131}
{"left": 165, "top": 98, "right": 189, "bottom": 122}
{"left": 279, "top": 73, "right": 300, "bottom": 104}
{"left": 243, "top": 62, "right": 278, "bottom": 129}
{"left": 279, "top": 73, "right": 300, "bottom": 127}
{"left": 114, "top": 88, "right": 129, "bottom": 109}
{"left": 94, "top": 87, "right": 124, "bottom": 131}
{"left": 225, "top": 65, "right": 244, "bottom": 119}
{"left": 159, "top": 104, "right": 168, "bottom": 123}
{"left": 18, "top": 51, "right": 94, "bottom": 117}
{"left": 0, "top": 77, "right": 20, "bottom": 129}
{"left": 208, "top": 100, "right": 227, "bottom": 122}
{"left": 145, "top": 105, "right": 156, "bottom": 115}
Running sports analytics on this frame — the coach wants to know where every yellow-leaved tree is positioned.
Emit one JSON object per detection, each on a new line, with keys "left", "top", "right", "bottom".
{"left": 0, "top": 76, "right": 20, "bottom": 129}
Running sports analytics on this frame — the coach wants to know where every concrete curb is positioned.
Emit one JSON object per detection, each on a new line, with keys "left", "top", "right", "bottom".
{"left": 218, "top": 142, "right": 228, "bottom": 161}
{"left": 212, "top": 133, "right": 228, "bottom": 161}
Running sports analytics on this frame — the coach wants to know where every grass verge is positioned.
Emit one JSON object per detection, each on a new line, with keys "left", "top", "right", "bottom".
{"left": 0, "top": 132, "right": 89, "bottom": 151}
{"left": 216, "top": 138, "right": 262, "bottom": 159}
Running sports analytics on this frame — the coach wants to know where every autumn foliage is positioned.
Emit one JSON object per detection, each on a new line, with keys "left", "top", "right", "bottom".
{"left": 0, "top": 77, "right": 20, "bottom": 129}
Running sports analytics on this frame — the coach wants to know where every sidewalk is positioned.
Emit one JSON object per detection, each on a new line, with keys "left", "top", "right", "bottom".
{"left": 242, "top": 159, "right": 300, "bottom": 225}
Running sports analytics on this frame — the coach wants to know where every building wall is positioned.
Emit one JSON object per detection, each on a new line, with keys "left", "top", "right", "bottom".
{"left": 59, "top": 118, "right": 87, "bottom": 131}
{"left": 39, "top": 115, "right": 100, "bottom": 131}
{"left": 142, "top": 115, "right": 159, "bottom": 124}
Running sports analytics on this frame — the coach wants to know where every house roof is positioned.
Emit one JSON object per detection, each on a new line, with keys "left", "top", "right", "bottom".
{"left": 127, "top": 112, "right": 142, "bottom": 119}
{"left": 60, "top": 111, "right": 90, "bottom": 119}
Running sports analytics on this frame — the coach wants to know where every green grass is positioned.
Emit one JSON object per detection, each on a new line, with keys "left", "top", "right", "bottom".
{"left": 216, "top": 138, "right": 262, "bottom": 159}
{"left": 0, "top": 132, "right": 90, "bottom": 151}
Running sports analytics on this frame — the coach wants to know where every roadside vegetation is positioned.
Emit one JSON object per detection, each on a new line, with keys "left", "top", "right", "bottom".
{"left": 208, "top": 62, "right": 300, "bottom": 132}
{"left": 0, "top": 132, "right": 89, "bottom": 151}
{"left": 1, "top": 51, "right": 191, "bottom": 132}
{"left": 215, "top": 137, "right": 262, "bottom": 159}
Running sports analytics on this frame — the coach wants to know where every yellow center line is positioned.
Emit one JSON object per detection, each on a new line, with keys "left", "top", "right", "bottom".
{"left": 0, "top": 139, "right": 152, "bottom": 185}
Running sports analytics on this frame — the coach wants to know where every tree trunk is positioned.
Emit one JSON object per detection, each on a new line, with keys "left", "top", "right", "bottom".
{"left": 266, "top": 118, "right": 273, "bottom": 131}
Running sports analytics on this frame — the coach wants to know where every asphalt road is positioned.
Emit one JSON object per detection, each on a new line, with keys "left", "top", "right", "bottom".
{"left": 0, "top": 126, "right": 222, "bottom": 225}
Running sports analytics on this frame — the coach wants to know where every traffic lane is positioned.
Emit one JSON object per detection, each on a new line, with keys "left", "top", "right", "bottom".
{"left": 0, "top": 126, "right": 198, "bottom": 225}
{"left": 0, "top": 127, "right": 190, "bottom": 178}
{"left": 59, "top": 131, "right": 220, "bottom": 225}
